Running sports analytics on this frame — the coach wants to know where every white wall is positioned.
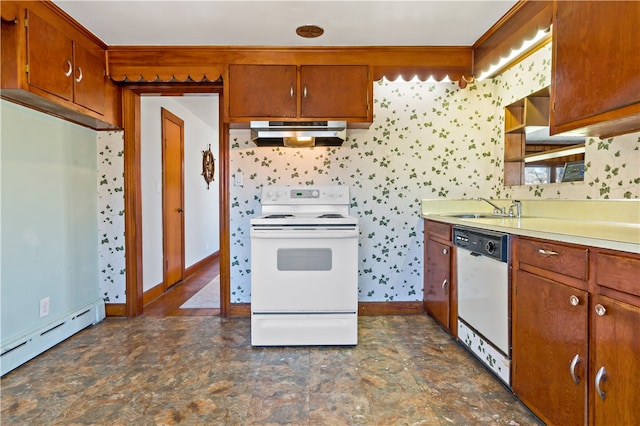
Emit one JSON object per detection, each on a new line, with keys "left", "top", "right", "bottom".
{"left": 140, "top": 96, "right": 220, "bottom": 292}
{"left": 1, "top": 100, "right": 101, "bottom": 342}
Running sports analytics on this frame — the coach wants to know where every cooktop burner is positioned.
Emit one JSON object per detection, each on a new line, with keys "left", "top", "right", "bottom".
{"left": 264, "top": 214, "right": 294, "bottom": 219}
{"left": 318, "top": 213, "right": 344, "bottom": 218}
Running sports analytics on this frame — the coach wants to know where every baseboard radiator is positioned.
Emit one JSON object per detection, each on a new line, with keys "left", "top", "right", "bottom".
{"left": 1, "top": 298, "right": 106, "bottom": 376}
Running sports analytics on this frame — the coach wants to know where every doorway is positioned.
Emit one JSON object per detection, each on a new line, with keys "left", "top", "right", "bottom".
{"left": 122, "top": 83, "right": 230, "bottom": 317}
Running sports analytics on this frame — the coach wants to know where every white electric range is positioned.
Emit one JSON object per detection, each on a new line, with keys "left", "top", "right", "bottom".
{"left": 250, "top": 185, "right": 359, "bottom": 346}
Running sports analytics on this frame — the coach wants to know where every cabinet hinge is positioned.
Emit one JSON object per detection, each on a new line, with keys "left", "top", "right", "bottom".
{"left": 24, "top": 18, "right": 28, "bottom": 28}
{"left": 24, "top": 64, "right": 29, "bottom": 73}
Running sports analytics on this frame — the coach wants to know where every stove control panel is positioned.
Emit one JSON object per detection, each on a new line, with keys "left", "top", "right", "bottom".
{"left": 291, "top": 189, "right": 320, "bottom": 199}
{"left": 262, "top": 186, "right": 350, "bottom": 205}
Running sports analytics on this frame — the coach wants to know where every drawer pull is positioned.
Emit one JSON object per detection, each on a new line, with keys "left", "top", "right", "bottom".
{"left": 65, "top": 60, "right": 73, "bottom": 77}
{"left": 538, "top": 248, "right": 559, "bottom": 256}
{"left": 569, "top": 295, "right": 580, "bottom": 306}
{"left": 595, "top": 366, "right": 607, "bottom": 400}
{"left": 595, "top": 304, "right": 607, "bottom": 316}
{"left": 441, "top": 279, "right": 448, "bottom": 294}
{"left": 290, "top": 84, "right": 294, "bottom": 98}
{"left": 570, "top": 354, "right": 581, "bottom": 384}
{"left": 75, "top": 66, "right": 83, "bottom": 83}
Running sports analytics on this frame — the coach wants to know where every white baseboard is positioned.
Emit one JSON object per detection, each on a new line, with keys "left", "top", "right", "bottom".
{"left": 1, "top": 298, "right": 106, "bottom": 376}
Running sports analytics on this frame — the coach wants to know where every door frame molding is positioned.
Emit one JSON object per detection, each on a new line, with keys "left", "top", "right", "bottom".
{"left": 122, "top": 83, "right": 229, "bottom": 317}
{"left": 161, "top": 107, "right": 185, "bottom": 290}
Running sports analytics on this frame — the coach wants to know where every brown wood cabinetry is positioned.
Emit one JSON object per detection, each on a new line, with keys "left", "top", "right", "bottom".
{"left": 550, "top": 1, "right": 640, "bottom": 137}
{"left": 513, "top": 236, "right": 640, "bottom": 425}
{"left": 227, "top": 64, "right": 372, "bottom": 124}
{"left": 591, "top": 251, "right": 640, "bottom": 426}
{"left": 423, "top": 220, "right": 455, "bottom": 334}
{"left": 512, "top": 268, "right": 588, "bottom": 425}
{"left": 1, "top": 1, "right": 121, "bottom": 129}
{"left": 27, "top": 11, "right": 105, "bottom": 115}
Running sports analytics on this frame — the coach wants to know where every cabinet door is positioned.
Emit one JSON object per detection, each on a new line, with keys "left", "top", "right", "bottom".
{"left": 551, "top": 1, "right": 640, "bottom": 135}
{"left": 73, "top": 43, "right": 105, "bottom": 115}
{"left": 592, "top": 295, "right": 640, "bottom": 426}
{"left": 228, "top": 64, "right": 296, "bottom": 118}
{"left": 300, "top": 65, "right": 370, "bottom": 119}
{"left": 424, "top": 238, "right": 451, "bottom": 329}
{"left": 26, "top": 11, "right": 73, "bottom": 102}
{"left": 512, "top": 270, "right": 588, "bottom": 426}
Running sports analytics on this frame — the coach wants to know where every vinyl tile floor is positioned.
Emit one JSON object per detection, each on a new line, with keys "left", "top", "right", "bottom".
{"left": 1, "top": 315, "right": 542, "bottom": 425}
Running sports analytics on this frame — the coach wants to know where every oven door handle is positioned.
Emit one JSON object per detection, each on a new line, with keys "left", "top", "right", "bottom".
{"left": 251, "top": 230, "right": 359, "bottom": 239}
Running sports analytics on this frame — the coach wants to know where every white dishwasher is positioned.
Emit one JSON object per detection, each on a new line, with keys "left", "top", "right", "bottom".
{"left": 454, "top": 226, "right": 511, "bottom": 386}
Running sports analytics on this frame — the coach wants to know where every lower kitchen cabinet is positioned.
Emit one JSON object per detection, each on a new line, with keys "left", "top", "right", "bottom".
{"left": 512, "top": 236, "right": 640, "bottom": 426}
{"left": 423, "top": 220, "right": 454, "bottom": 333}
{"left": 512, "top": 269, "right": 588, "bottom": 425}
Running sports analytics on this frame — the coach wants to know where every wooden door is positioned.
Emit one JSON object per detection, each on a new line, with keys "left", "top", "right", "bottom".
{"left": 300, "top": 65, "right": 370, "bottom": 119}
{"left": 73, "top": 42, "right": 105, "bottom": 115}
{"left": 592, "top": 295, "right": 640, "bottom": 426}
{"left": 26, "top": 11, "right": 73, "bottom": 102}
{"left": 161, "top": 108, "right": 185, "bottom": 289}
{"left": 228, "top": 64, "right": 296, "bottom": 118}
{"left": 512, "top": 270, "right": 588, "bottom": 426}
{"left": 424, "top": 238, "right": 451, "bottom": 329}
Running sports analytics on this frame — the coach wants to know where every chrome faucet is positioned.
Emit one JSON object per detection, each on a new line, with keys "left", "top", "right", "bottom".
{"left": 508, "top": 200, "right": 522, "bottom": 218}
{"left": 477, "top": 197, "right": 506, "bottom": 215}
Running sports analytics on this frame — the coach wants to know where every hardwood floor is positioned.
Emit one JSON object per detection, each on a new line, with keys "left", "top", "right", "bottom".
{"left": 143, "top": 257, "right": 220, "bottom": 317}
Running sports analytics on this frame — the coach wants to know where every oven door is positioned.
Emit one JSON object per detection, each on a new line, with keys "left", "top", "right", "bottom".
{"left": 250, "top": 227, "right": 358, "bottom": 313}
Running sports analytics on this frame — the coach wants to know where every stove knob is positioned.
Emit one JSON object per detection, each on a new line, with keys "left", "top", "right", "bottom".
{"left": 312, "top": 190, "right": 319, "bottom": 198}
{"left": 485, "top": 241, "right": 496, "bottom": 254}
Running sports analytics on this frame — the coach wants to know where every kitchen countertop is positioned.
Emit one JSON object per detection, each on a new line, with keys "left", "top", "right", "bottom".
{"left": 421, "top": 199, "right": 640, "bottom": 254}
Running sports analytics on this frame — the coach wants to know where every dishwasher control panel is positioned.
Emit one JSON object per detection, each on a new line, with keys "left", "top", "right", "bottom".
{"left": 453, "top": 226, "right": 509, "bottom": 262}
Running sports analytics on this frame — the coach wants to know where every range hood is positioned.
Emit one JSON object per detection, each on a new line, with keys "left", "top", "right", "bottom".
{"left": 250, "top": 121, "right": 347, "bottom": 147}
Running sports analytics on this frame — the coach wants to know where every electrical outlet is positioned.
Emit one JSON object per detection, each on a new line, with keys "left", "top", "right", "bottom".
{"left": 40, "top": 297, "right": 50, "bottom": 318}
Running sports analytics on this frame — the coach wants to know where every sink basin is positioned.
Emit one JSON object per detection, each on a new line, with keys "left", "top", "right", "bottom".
{"left": 449, "top": 213, "right": 499, "bottom": 219}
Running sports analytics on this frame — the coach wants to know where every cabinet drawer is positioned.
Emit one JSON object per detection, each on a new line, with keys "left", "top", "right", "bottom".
{"left": 596, "top": 252, "right": 640, "bottom": 297}
{"left": 425, "top": 220, "right": 451, "bottom": 242}
{"left": 518, "top": 238, "right": 588, "bottom": 281}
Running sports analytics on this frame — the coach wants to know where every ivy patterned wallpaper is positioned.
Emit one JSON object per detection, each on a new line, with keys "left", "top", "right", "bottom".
{"left": 97, "top": 131, "right": 126, "bottom": 303}
{"left": 98, "top": 43, "right": 639, "bottom": 304}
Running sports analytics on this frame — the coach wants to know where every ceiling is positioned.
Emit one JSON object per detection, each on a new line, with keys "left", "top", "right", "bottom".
{"left": 52, "top": 1, "right": 518, "bottom": 47}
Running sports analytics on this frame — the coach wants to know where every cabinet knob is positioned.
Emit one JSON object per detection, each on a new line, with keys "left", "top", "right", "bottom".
{"left": 290, "top": 84, "right": 294, "bottom": 98}
{"left": 441, "top": 279, "right": 448, "bottom": 294}
{"left": 569, "top": 295, "right": 580, "bottom": 306}
{"left": 75, "top": 66, "right": 83, "bottom": 83}
{"left": 303, "top": 84, "right": 308, "bottom": 98}
{"left": 594, "top": 304, "right": 607, "bottom": 316}
{"left": 442, "top": 248, "right": 448, "bottom": 255}
{"left": 65, "top": 60, "right": 73, "bottom": 77}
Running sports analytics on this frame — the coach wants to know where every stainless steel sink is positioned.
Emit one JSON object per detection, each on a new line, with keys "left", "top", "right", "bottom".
{"left": 449, "top": 213, "right": 499, "bottom": 219}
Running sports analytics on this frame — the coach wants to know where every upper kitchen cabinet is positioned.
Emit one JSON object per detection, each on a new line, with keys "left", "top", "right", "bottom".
{"left": 1, "top": 2, "right": 121, "bottom": 129}
{"left": 226, "top": 64, "right": 372, "bottom": 125}
{"left": 26, "top": 11, "right": 105, "bottom": 115}
{"left": 550, "top": 1, "right": 640, "bottom": 138}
